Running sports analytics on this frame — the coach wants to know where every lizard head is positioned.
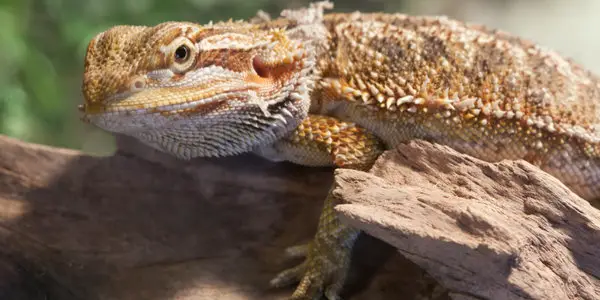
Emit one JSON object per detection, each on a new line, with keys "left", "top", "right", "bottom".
{"left": 81, "top": 21, "right": 315, "bottom": 158}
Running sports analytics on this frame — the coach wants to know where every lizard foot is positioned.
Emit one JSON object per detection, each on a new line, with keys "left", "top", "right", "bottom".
{"left": 270, "top": 211, "right": 359, "bottom": 300}
{"left": 270, "top": 242, "right": 348, "bottom": 300}
{"left": 270, "top": 244, "right": 309, "bottom": 288}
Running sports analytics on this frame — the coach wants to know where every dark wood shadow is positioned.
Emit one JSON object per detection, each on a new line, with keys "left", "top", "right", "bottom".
{"left": 0, "top": 135, "right": 439, "bottom": 300}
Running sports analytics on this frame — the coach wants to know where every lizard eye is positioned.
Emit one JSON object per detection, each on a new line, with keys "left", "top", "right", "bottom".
{"left": 169, "top": 38, "right": 197, "bottom": 73}
{"left": 174, "top": 45, "right": 189, "bottom": 62}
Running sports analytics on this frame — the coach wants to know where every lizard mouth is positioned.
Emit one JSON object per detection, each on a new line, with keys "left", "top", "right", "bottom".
{"left": 80, "top": 85, "right": 255, "bottom": 118}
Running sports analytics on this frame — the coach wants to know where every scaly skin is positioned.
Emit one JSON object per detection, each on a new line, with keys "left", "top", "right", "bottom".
{"left": 80, "top": 2, "right": 600, "bottom": 299}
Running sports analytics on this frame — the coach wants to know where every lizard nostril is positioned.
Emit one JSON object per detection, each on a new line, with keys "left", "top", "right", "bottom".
{"left": 252, "top": 56, "right": 270, "bottom": 78}
{"left": 131, "top": 79, "right": 146, "bottom": 91}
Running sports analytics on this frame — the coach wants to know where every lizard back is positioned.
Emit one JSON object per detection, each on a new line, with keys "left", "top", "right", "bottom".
{"left": 308, "top": 13, "right": 600, "bottom": 200}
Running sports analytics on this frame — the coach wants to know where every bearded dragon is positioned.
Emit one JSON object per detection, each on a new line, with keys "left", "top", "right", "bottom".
{"left": 79, "top": 2, "right": 600, "bottom": 299}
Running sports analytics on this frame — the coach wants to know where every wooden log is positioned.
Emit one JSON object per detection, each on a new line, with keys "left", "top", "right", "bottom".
{"left": 0, "top": 135, "right": 440, "bottom": 300}
{"left": 334, "top": 140, "right": 600, "bottom": 300}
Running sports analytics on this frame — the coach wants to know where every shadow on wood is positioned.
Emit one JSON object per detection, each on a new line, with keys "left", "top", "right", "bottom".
{"left": 0, "top": 135, "right": 436, "bottom": 300}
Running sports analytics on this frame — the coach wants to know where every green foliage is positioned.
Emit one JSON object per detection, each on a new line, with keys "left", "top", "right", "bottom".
{"left": 0, "top": 0, "right": 404, "bottom": 154}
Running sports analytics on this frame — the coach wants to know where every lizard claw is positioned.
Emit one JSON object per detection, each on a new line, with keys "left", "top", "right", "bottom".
{"left": 286, "top": 245, "right": 347, "bottom": 300}
{"left": 291, "top": 265, "right": 344, "bottom": 300}
{"left": 271, "top": 194, "right": 359, "bottom": 300}
{"left": 271, "top": 254, "right": 344, "bottom": 300}
{"left": 270, "top": 259, "right": 307, "bottom": 288}
{"left": 271, "top": 231, "right": 356, "bottom": 299}
{"left": 270, "top": 243, "right": 310, "bottom": 288}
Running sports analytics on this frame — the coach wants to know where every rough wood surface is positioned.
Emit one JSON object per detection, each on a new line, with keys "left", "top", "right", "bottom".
{"left": 333, "top": 140, "right": 600, "bottom": 300}
{"left": 4, "top": 134, "right": 596, "bottom": 300}
{"left": 0, "top": 134, "right": 439, "bottom": 300}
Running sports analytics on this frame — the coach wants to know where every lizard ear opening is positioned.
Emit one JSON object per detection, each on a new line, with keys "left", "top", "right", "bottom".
{"left": 252, "top": 55, "right": 297, "bottom": 80}
{"left": 252, "top": 56, "right": 270, "bottom": 78}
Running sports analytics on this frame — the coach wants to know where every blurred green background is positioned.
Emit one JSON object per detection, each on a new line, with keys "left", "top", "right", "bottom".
{"left": 1, "top": 0, "right": 599, "bottom": 155}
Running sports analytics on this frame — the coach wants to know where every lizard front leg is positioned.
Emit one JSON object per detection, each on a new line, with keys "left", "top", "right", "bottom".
{"left": 255, "top": 114, "right": 385, "bottom": 299}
